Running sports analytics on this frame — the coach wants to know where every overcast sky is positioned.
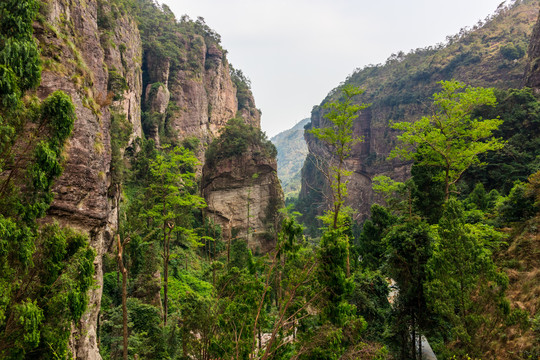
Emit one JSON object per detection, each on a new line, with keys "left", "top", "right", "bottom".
{"left": 161, "top": 0, "right": 512, "bottom": 137}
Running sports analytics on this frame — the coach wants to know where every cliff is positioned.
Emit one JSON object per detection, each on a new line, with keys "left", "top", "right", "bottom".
{"left": 202, "top": 119, "right": 283, "bottom": 253}
{"left": 30, "top": 0, "right": 280, "bottom": 358}
{"left": 298, "top": 0, "right": 539, "bottom": 230}
{"left": 524, "top": 8, "right": 540, "bottom": 89}
{"left": 34, "top": 1, "right": 142, "bottom": 357}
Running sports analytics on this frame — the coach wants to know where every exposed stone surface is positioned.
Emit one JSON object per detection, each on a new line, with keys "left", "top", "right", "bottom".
{"left": 166, "top": 41, "right": 240, "bottom": 146}
{"left": 33, "top": 1, "right": 279, "bottom": 358}
{"left": 35, "top": 0, "right": 142, "bottom": 358}
{"left": 301, "top": 107, "right": 410, "bottom": 222}
{"left": 524, "top": 9, "right": 540, "bottom": 90}
{"left": 202, "top": 145, "right": 283, "bottom": 253}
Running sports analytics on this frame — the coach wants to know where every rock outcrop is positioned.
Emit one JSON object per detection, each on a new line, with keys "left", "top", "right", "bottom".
{"left": 143, "top": 35, "right": 260, "bottom": 154}
{"left": 202, "top": 143, "right": 283, "bottom": 253}
{"left": 35, "top": 0, "right": 143, "bottom": 358}
{"left": 524, "top": 9, "right": 540, "bottom": 89}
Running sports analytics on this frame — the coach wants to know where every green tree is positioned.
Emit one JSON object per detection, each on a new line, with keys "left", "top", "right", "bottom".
{"left": 357, "top": 204, "right": 396, "bottom": 271}
{"left": 309, "top": 84, "right": 369, "bottom": 230}
{"left": 383, "top": 219, "right": 433, "bottom": 360}
{"left": 144, "top": 146, "right": 206, "bottom": 325}
{"left": 310, "top": 85, "right": 369, "bottom": 286}
{"left": 464, "top": 87, "right": 540, "bottom": 194}
{"left": 426, "top": 200, "right": 509, "bottom": 357}
{"left": 389, "top": 80, "right": 504, "bottom": 200}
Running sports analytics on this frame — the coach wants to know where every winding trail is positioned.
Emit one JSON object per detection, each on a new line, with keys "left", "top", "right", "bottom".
{"left": 421, "top": 336, "right": 437, "bottom": 360}
{"left": 388, "top": 280, "right": 438, "bottom": 359}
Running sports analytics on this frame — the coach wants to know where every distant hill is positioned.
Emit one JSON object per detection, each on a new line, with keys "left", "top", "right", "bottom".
{"left": 271, "top": 118, "right": 310, "bottom": 199}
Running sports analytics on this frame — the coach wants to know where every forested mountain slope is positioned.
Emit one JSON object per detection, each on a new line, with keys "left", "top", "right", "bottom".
{"left": 298, "top": 0, "right": 539, "bottom": 231}
{"left": 271, "top": 118, "right": 310, "bottom": 199}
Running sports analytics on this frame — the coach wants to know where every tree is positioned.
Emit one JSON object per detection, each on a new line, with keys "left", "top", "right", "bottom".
{"left": 389, "top": 80, "right": 504, "bottom": 200}
{"left": 145, "top": 146, "right": 206, "bottom": 325}
{"left": 116, "top": 235, "right": 130, "bottom": 360}
{"left": 309, "top": 84, "right": 369, "bottom": 230}
{"left": 357, "top": 204, "right": 396, "bottom": 271}
{"left": 310, "top": 84, "right": 369, "bottom": 281}
{"left": 465, "top": 87, "right": 540, "bottom": 194}
{"left": 383, "top": 219, "right": 433, "bottom": 360}
{"left": 426, "top": 200, "right": 509, "bottom": 357}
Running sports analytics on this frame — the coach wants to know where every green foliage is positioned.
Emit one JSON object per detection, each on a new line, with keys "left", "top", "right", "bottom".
{"left": 499, "top": 42, "right": 526, "bottom": 60}
{"left": 390, "top": 80, "right": 504, "bottom": 199}
{"left": 496, "top": 180, "right": 537, "bottom": 223}
{"left": 295, "top": 153, "right": 326, "bottom": 237}
{"left": 205, "top": 117, "right": 276, "bottom": 167}
{"left": 110, "top": 110, "right": 133, "bottom": 186}
{"left": 0, "top": 223, "right": 95, "bottom": 359}
{"left": 212, "top": 266, "right": 264, "bottom": 359}
{"left": 230, "top": 66, "right": 253, "bottom": 110}
{"left": 317, "top": 229, "right": 355, "bottom": 326}
{"left": 357, "top": 204, "right": 396, "bottom": 270}
{"left": 107, "top": 69, "right": 129, "bottom": 101}
{"left": 144, "top": 145, "right": 206, "bottom": 225}
{"left": 410, "top": 154, "right": 446, "bottom": 223}
{"left": 426, "top": 200, "right": 509, "bottom": 357}
{"left": 0, "top": 0, "right": 41, "bottom": 92}
{"left": 383, "top": 219, "right": 433, "bottom": 359}
{"left": 349, "top": 270, "right": 391, "bottom": 341}
{"left": 133, "top": 0, "right": 224, "bottom": 77}
{"left": 464, "top": 87, "right": 540, "bottom": 194}
{"left": 0, "top": 3, "right": 94, "bottom": 355}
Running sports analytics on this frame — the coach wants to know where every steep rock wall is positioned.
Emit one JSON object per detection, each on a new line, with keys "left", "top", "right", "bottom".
{"left": 35, "top": 0, "right": 142, "bottom": 358}
{"left": 202, "top": 145, "right": 283, "bottom": 253}
{"left": 143, "top": 36, "right": 260, "bottom": 154}
{"left": 524, "top": 9, "right": 540, "bottom": 89}
{"left": 301, "top": 107, "right": 409, "bottom": 223}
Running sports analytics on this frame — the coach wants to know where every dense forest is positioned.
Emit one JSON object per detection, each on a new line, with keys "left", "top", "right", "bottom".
{"left": 0, "top": 0, "right": 539, "bottom": 360}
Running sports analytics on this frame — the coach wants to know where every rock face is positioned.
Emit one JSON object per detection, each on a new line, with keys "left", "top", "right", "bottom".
{"left": 35, "top": 1, "right": 142, "bottom": 358}
{"left": 524, "top": 9, "right": 540, "bottom": 89}
{"left": 32, "top": 1, "right": 279, "bottom": 358}
{"left": 299, "top": 0, "right": 538, "bottom": 225}
{"left": 301, "top": 107, "right": 409, "bottom": 224}
{"left": 202, "top": 144, "right": 283, "bottom": 253}
{"left": 143, "top": 37, "right": 260, "bottom": 154}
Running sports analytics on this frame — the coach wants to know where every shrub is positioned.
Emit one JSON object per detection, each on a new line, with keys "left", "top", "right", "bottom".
{"left": 205, "top": 118, "right": 276, "bottom": 167}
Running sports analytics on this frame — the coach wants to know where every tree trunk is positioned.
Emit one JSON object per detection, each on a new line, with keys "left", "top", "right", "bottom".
{"left": 346, "top": 240, "right": 350, "bottom": 277}
{"left": 121, "top": 266, "right": 128, "bottom": 360}
{"left": 163, "top": 223, "right": 173, "bottom": 326}
{"left": 117, "top": 235, "right": 130, "bottom": 360}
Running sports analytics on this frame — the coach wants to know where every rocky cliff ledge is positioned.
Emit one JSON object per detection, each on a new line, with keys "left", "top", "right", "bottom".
{"left": 524, "top": 9, "right": 540, "bottom": 89}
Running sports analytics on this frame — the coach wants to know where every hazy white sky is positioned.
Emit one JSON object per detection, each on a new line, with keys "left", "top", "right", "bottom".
{"left": 161, "top": 0, "right": 511, "bottom": 137}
